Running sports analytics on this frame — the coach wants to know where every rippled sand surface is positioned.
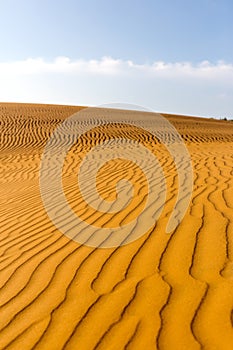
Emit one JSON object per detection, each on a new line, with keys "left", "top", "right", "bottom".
{"left": 0, "top": 103, "right": 233, "bottom": 349}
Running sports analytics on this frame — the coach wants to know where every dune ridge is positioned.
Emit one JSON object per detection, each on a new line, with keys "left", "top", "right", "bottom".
{"left": 0, "top": 103, "right": 233, "bottom": 349}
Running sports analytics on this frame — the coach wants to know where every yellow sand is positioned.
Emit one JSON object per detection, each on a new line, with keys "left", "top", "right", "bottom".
{"left": 0, "top": 103, "right": 233, "bottom": 349}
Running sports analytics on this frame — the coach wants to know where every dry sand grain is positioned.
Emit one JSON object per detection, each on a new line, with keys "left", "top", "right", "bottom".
{"left": 0, "top": 103, "right": 233, "bottom": 349}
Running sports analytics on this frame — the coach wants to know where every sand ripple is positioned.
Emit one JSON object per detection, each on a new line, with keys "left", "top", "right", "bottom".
{"left": 0, "top": 103, "right": 233, "bottom": 349}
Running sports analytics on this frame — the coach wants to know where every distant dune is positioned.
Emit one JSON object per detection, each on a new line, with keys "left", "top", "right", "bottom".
{"left": 0, "top": 103, "right": 233, "bottom": 349}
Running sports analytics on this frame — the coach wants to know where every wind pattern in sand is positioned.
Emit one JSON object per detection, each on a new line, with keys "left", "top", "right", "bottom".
{"left": 0, "top": 103, "right": 233, "bottom": 349}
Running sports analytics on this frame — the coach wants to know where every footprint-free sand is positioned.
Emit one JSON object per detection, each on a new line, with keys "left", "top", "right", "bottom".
{"left": 0, "top": 103, "right": 233, "bottom": 349}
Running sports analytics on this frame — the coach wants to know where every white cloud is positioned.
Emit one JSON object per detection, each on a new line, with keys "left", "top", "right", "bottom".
{"left": 0, "top": 56, "right": 233, "bottom": 80}
{"left": 0, "top": 57, "right": 232, "bottom": 117}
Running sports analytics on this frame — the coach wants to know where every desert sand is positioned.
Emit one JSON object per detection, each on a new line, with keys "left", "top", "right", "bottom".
{"left": 0, "top": 103, "right": 233, "bottom": 349}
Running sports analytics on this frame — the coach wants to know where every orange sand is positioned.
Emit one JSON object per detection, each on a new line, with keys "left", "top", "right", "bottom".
{"left": 0, "top": 103, "right": 233, "bottom": 349}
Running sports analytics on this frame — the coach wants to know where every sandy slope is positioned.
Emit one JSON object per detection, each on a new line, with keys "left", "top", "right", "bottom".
{"left": 0, "top": 103, "right": 233, "bottom": 349}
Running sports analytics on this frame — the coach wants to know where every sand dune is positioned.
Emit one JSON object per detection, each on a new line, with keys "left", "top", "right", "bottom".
{"left": 0, "top": 103, "right": 233, "bottom": 349}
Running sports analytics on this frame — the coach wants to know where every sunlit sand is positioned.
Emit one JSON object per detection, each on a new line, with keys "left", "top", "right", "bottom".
{"left": 0, "top": 103, "right": 233, "bottom": 349}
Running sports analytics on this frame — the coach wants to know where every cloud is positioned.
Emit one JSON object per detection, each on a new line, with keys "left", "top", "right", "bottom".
{"left": 0, "top": 57, "right": 232, "bottom": 117}
{"left": 0, "top": 56, "right": 233, "bottom": 81}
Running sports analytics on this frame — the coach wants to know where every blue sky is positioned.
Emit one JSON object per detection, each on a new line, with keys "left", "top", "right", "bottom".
{"left": 0, "top": 0, "right": 233, "bottom": 117}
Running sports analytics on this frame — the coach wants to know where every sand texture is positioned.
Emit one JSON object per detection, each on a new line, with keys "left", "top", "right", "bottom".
{"left": 0, "top": 103, "right": 233, "bottom": 349}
